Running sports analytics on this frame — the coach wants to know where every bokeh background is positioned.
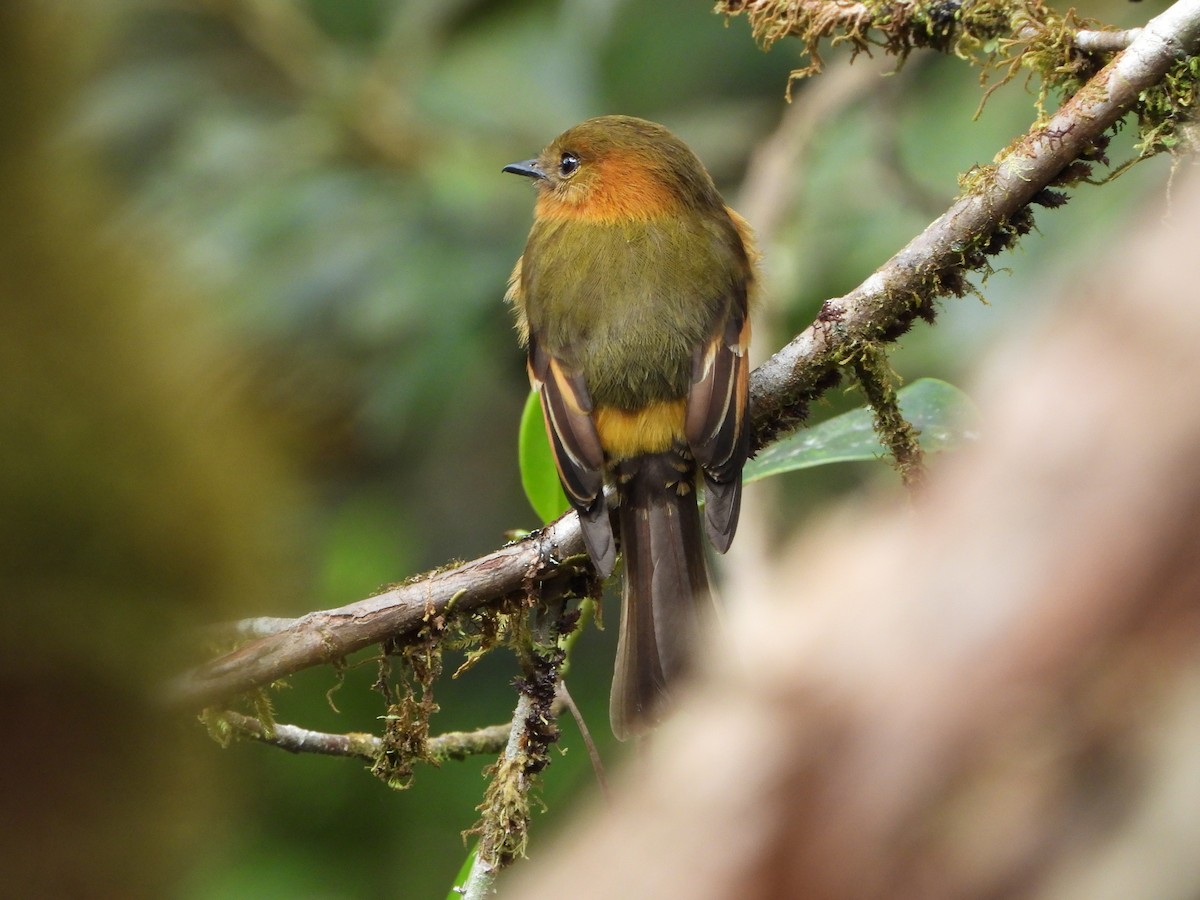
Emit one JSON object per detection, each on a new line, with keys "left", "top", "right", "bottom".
{"left": 1, "top": 0, "right": 1173, "bottom": 897}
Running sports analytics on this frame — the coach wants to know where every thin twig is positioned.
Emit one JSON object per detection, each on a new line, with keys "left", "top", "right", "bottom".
{"left": 221, "top": 710, "right": 510, "bottom": 762}
{"left": 224, "top": 710, "right": 379, "bottom": 760}
{"left": 430, "top": 724, "right": 516, "bottom": 762}
{"left": 1075, "top": 28, "right": 1143, "bottom": 52}
{"left": 556, "top": 680, "right": 610, "bottom": 800}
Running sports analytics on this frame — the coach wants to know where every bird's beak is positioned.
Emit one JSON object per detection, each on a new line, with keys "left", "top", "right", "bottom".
{"left": 502, "top": 158, "right": 546, "bottom": 180}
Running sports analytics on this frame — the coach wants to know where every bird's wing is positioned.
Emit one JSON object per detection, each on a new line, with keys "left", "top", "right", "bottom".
{"left": 685, "top": 298, "right": 751, "bottom": 554}
{"left": 528, "top": 337, "right": 617, "bottom": 577}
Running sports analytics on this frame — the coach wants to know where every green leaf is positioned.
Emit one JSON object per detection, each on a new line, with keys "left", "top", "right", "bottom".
{"left": 745, "top": 378, "right": 979, "bottom": 483}
{"left": 518, "top": 389, "right": 570, "bottom": 524}
{"left": 445, "top": 845, "right": 477, "bottom": 899}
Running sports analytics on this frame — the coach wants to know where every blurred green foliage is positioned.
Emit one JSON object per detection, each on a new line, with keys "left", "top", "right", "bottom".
{"left": 40, "top": 0, "right": 1174, "bottom": 895}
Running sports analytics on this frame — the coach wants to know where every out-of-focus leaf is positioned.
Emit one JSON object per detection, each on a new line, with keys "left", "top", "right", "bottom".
{"left": 519, "top": 389, "right": 569, "bottom": 524}
{"left": 446, "top": 845, "right": 477, "bottom": 900}
{"left": 745, "top": 378, "right": 979, "bottom": 483}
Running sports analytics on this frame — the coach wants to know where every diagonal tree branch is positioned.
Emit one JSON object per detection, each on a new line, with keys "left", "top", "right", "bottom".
{"left": 167, "top": 0, "right": 1200, "bottom": 713}
{"left": 167, "top": 515, "right": 589, "bottom": 708}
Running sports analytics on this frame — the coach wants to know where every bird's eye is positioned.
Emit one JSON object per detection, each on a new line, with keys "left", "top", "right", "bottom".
{"left": 559, "top": 153, "right": 580, "bottom": 177}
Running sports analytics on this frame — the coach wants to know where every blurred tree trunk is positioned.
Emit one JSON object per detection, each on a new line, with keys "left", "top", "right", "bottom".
{"left": 510, "top": 166, "right": 1200, "bottom": 898}
{"left": 0, "top": 7, "right": 296, "bottom": 897}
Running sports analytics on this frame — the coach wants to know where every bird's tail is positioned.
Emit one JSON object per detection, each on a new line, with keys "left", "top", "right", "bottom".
{"left": 610, "top": 452, "right": 712, "bottom": 740}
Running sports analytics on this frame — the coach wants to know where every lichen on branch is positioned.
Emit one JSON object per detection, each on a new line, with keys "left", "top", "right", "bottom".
{"left": 718, "top": 0, "right": 1106, "bottom": 96}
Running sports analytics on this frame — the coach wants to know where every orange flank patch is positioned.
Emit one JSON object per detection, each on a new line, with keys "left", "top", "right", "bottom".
{"left": 535, "top": 152, "right": 680, "bottom": 223}
{"left": 594, "top": 399, "right": 686, "bottom": 459}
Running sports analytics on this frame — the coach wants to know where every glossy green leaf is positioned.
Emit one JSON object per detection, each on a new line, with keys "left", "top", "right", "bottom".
{"left": 745, "top": 378, "right": 979, "bottom": 483}
{"left": 518, "top": 389, "right": 570, "bottom": 524}
{"left": 445, "top": 845, "right": 477, "bottom": 900}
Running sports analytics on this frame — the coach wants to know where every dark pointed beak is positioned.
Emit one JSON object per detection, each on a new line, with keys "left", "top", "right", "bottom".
{"left": 502, "top": 158, "right": 546, "bottom": 180}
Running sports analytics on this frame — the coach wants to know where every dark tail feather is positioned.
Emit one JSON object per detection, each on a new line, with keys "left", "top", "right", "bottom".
{"left": 610, "top": 454, "right": 712, "bottom": 740}
{"left": 577, "top": 496, "right": 616, "bottom": 578}
{"left": 701, "top": 472, "right": 742, "bottom": 554}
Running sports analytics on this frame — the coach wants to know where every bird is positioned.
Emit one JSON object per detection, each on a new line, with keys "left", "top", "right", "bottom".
{"left": 503, "top": 115, "right": 755, "bottom": 739}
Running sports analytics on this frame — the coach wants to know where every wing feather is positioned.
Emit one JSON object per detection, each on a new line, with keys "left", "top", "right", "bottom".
{"left": 686, "top": 302, "right": 751, "bottom": 553}
{"left": 528, "top": 338, "right": 616, "bottom": 576}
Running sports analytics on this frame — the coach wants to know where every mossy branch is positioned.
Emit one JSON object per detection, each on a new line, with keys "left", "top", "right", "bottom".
{"left": 460, "top": 604, "right": 571, "bottom": 897}
{"left": 718, "top": 0, "right": 1103, "bottom": 94}
{"left": 214, "top": 710, "right": 510, "bottom": 763}
{"left": 167, "top": 527, "right": 593, "bottom": 708}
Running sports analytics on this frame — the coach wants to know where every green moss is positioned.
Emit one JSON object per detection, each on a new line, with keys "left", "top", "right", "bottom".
{"left": 718, "top": 0, "right": 1097, "bottom": 89}
{"left": 1133, "top": 54, "right": 1200, "bottom": 157}
{"left": 845, "top": 343, "right": 926, "bottom": 489}
{"left": 370, "top": 627, "right": 443, "bottom": 790}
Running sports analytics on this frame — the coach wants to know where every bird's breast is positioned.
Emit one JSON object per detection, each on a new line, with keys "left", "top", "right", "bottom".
{"left": 522, "top": 213, "right": 739, "bottom": 411}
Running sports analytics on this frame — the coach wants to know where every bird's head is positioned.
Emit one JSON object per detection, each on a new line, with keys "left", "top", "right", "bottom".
{"left": 503, "top": 115, "right": 721, "bottom": 223}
